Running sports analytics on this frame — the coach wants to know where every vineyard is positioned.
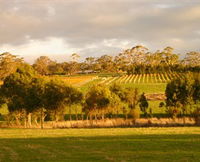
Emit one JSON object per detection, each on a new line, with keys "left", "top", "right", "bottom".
{"left": 100, "top": 72, "right": 183, "bottom": 85}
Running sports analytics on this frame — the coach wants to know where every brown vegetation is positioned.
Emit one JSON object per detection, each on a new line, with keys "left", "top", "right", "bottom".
{"left": 0, "top": 117, "right": 195, "bottom": 128}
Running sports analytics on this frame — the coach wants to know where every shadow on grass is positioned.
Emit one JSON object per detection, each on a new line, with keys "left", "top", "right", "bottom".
{"left": 0, "top": 134, "right": 200, "bottom": 161}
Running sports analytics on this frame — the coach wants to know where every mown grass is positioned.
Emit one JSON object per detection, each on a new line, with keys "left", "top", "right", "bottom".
{"left": 0, "top": 127, "right": 199, "bottom": 161}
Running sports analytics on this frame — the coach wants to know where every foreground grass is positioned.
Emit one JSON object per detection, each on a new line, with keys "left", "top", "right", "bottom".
{"left": 0, "top": 127, "right": 200, "bottom": 162}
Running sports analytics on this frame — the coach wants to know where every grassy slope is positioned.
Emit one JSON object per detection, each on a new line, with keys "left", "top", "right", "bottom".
{"left": 0, "top": 127, "right": 200, "bottom": 161}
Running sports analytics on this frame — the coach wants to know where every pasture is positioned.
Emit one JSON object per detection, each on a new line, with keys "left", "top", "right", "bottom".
{"left": 59, "top": 73, "right": 181, "bottom": 94}
{"left": 53, "top": 75, "right": 97, "bottom": 86}
{"left": 0, "top": 127, "right": 199, "bottom": 161}
{"left": 95, "top": 73, "right": 184, "bottom": 94}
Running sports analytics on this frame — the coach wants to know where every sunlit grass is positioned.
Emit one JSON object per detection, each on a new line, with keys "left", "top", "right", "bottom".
{"left": 123, "top": 83, "right": 167, "bottom": 94}
{"left": 0, "top": 128, "right": 199, "bottom": 161}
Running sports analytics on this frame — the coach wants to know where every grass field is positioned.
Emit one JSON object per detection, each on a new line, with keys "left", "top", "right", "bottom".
{"left": 123, "top": 83, "right": 166, "bottom": 94}
{"left": 53, "top": 73, "right": 169, "bottom": 94}
{"left": 0, "top": 127, "right": 200, "bottom": 161}
{"left": 53, "top": 75, "right": 97, "bottom": 87}
{"left": 80, "top": 80, "right": 167, "bottom": 94}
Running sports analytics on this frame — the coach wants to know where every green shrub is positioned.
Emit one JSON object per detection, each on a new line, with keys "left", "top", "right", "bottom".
{"left": 129, "top": 108, "right": 140, "bottom": 122}
{"left": 166, "top": 106, "right": 181, "bottom": 118}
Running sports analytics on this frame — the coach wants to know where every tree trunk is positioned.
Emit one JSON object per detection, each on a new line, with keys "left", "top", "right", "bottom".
{"left": 81, "top": 113, "right": 84, "bottom": 121}
{"left": 34, "top": 117, "right": 38, "bottom": 126}
{"left": 125, "top": 114, "right": 128, "bottom": 120}
{"left": 40, "top": 108, "right": 44, "bottom": 129}
{"left": 69, "top": 107, "right": 72, "bottom": 121}
{"left": 15, "top": 115, "right": 21, "bottom": 126}
{"left": 24, "top": 110, "right": 27, "bottom": 128}
{"left": 95, "top": 114, "right": 97, "bottom": 121}
{"left": 28, "top": 113, "right": 32, "bottom": 127}
{"left": 54, "top": 110, "right": 58, "bottom": 122}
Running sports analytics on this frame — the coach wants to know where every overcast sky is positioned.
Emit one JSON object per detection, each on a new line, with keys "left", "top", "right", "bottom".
{"left": 0, "top": 0, "right": 200, "bottom": 63}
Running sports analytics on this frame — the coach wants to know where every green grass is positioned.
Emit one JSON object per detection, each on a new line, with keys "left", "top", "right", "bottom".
{"left": 123, "top": 83, "right": 167, "bottom": 94}
{"left": 0, "top": 127, "right": 200, "bottom": 161}
{"left": 81, "top": 79, "right": 167, "bottom": 94}
{"left": 148, "top": 101, "right": 166, "bottom": 114}
{"left": 79, "top": 78, "right": 102, "bottom": 93}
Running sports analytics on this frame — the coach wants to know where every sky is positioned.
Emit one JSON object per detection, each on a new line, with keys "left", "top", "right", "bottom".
{"left": 0, "top": 0, "right": 200, "bottom": 63}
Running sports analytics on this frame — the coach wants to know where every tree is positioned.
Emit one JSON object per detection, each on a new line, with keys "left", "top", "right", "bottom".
{"left": 85, "top": 57, "right": 95, "bottom": 70}
{"left": 67, "top": 53, "right": 81, "bottom": 75}
{"left": 0, "top": 64, "right": 39, "bottom": 127}
{"left": 109, "top": 83, "right": 126, "bottom": 101}
{"left": 44, "top": 79, "right": 83, "bottom": 122}
{"left": 96, "top": 55, "right": 115, "bottom": 72}
{"left": 84, "top": 84, "right": 120, "bottom": 120}
{"left": 165, "top": 73, "right": 195, "bottom": 118}
{"left": 118, "top": 45, "right": 148, "bottom": 65}
{"left": 109, "top": 83, "right": 128, "bottom": 118}
{"left": 124, "top": 88, "right": 140, "bottom": 109}
{"left": 162, "top": 47, "right": 179, "bottom": 66}
{"left": 0, "top": 52, "right": 23, "bottom": 80}
{"left": 183, "top": 51, "right": 200, "bottom": 67}
{"left": 33, "top": 56, "right": 54, "bottom": 75}
{"left": 193, "top": 78, "right": 200, "bottom": 103}
{"left": 139, "top": 93, "right": 149, "bottom": 117}
{"left": 48, "top": 63, "right": 64, "bottom": 74}
{"left": 26, "top": 77, "right": 47, "bottom": 128}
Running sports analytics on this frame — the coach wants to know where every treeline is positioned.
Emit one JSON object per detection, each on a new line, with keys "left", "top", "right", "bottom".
{"left": 32, "top": 46, "right": 200, "bottom": 75}
{"left": 1, "top": 45, "right": 199, "bottom": 79}
{"left": 0, "top": 64, "right": 200, "bottom": 127}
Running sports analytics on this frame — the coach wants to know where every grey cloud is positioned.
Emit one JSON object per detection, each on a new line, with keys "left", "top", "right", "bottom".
{"left": 0, "top": 0, "right": 200, "bottom": 61}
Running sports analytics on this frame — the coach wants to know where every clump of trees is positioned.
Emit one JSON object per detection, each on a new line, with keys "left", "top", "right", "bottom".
{"left": 0, "top": 64, "right": 83, "bottom": 128}
{"left": 83, "top": 83, "right": 148, "bottom": 121}
{"left": 0, "top": 52, "right": 23, "bottom": 80}
{"left": 164, "top": 73, "right": 200, "bottom": 122}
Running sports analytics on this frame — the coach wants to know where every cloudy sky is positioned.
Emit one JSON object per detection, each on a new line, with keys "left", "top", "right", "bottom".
{"left": 0, "top": 0, "right": 200, "bottom": 63}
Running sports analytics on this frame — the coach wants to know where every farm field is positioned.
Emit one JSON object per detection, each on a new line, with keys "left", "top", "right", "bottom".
{"left": 0, "top": 127, "right": 200, "bottom": 161}
{"left": 99, "top": 72, "right": 183, "bottom": 85}
{"left": 59, "top": 72, "right": 182, "bottom": 94}
{"left": 53, "top": 75, "right": 97, "bottom": 86}
{"left": 81, "top": 79, "right": 167, "bottom": 94}
{"left": 55, "top": 72, "right": 182, "bottom": 87}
